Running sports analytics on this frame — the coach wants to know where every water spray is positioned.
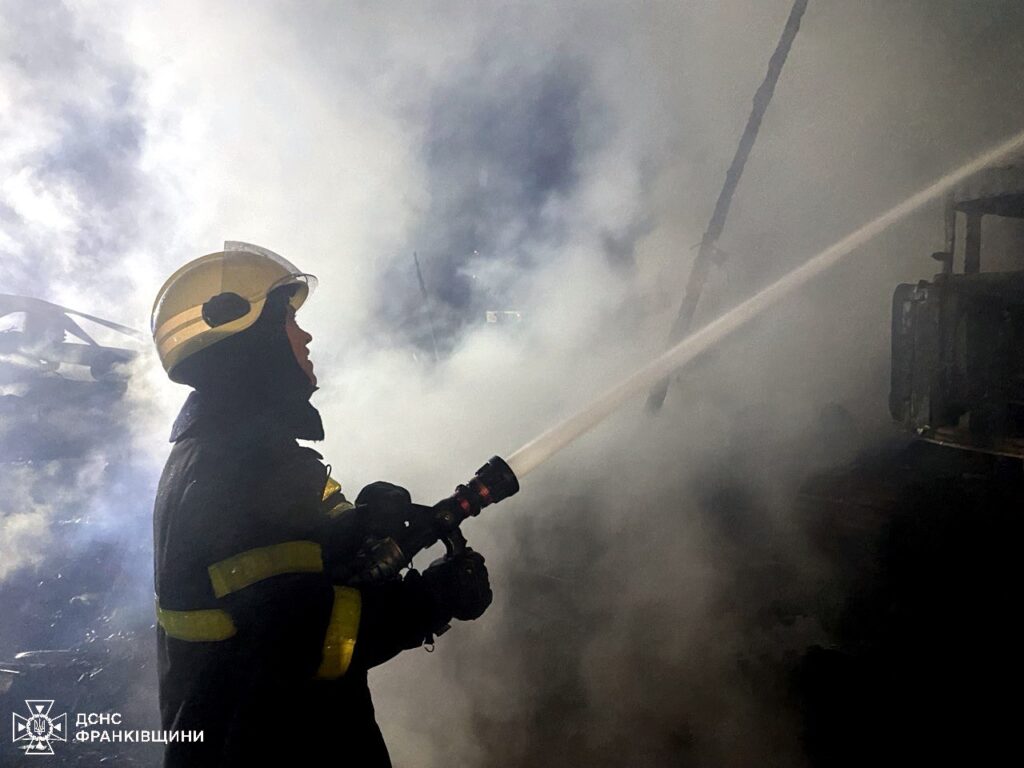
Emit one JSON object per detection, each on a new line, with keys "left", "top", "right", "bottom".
{"left": 507, "top": 128, "right": 1024, "bottom": 478}
{"left": 349, "top": 129, "right": 1024, "bottom": 582}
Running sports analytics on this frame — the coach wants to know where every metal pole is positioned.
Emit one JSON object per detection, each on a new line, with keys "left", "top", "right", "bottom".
{"left": 647, "top": 0, "right": 810, "bottom": 412}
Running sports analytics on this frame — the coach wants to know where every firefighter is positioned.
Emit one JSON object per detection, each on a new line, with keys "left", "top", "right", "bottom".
{"left": 150, "top": 243, "right": 492, "bottom": 767}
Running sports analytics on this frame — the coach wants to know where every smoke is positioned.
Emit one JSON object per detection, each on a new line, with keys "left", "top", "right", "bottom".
{"left": 3, "top": 0, "right": 1024, "bottom": 765}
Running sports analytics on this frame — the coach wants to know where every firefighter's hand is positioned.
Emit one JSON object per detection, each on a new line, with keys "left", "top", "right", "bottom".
{"left": 355, "top": 481, "right": 412, "bottom": 538}
{"left": 421, "top": 550, "right": 492, "bottom": 621}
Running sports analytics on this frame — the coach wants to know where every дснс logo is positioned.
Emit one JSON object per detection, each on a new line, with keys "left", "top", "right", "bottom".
{"left": 12, "top": 700, "right": 67, "bottom": 755}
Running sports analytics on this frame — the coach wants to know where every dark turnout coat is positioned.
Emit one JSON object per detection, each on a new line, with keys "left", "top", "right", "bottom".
{"left": 153, "top": 392, "right": 435, "bottom": 767}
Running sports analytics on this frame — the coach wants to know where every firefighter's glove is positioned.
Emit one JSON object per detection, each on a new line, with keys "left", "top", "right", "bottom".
{"left": 355, "top": 481, "right": 412, "bottom": 538}
{"left": 421, "top": 550, "right": 492, "bottom": 622}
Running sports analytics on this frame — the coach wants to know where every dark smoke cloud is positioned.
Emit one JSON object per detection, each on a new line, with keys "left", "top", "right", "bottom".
{"left": 378, "top": 50, "right": 591, "bottom": 350}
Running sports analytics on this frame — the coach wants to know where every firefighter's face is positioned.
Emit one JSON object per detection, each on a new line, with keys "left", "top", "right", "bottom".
{"left": 284, "top": 306, "right": 316, "bottom": 386}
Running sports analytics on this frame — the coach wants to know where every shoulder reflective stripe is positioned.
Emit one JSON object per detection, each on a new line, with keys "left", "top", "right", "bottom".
{"left": 207, "top": 540, "right": 323, "bottom": 599}
{"left": 323, "top": 473, "right": 354, "bottom": 518}
{"left": 316, "top": 586, "right": 361, "bottom": 679}
{"left": 156, "top": 601, "right": 236, "bottom": 642}
{"left": 322, "top": 475, "right": 342, "bottom": 502}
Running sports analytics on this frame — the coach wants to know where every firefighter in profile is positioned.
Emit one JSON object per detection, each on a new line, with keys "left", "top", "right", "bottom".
{"left": 150, "top": 242, "right": 492, "bottom": 766}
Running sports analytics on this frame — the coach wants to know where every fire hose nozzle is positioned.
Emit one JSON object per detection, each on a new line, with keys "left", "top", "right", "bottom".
{"left": 449, "top": 455, "right": 520, "bottom": 520}
{"left": 475, "top": 456, "right": 520, "bottom": 505}
{"left": 347, "top": 455, "right": 520, "bottom": 584}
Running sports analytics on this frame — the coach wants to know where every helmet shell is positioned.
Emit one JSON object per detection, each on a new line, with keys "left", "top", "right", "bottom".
{"left": 151, "top": 242, "right": 316, "bottom": 380}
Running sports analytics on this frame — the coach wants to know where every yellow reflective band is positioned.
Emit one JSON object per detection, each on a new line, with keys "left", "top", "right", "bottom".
{"left": 322, "top": 475, "right": 342, "bottom": 502}
{"left": 156, "top": 601, "right": 237, "bottom": 642}
{"left": 316, "top": 586, "right": 361, "bottom": 679}
{"left": 323, "top": 474, "right": 354, "bottom": 518}
{"left": 154, "top": 296, "right": 264, "bottom": 364}
{"left": 155, "top": 304, "right": 205, "bottom": 349}
{"left": 207, "top": 540, "right": 323, "bottom": 599}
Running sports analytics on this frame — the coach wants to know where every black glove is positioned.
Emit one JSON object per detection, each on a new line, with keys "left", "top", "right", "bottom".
{"left": 420, "top": 550, "right": 492, "bottom": 623}
{"left": 355, "top": 481, "right": 412, "bottom": 538}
